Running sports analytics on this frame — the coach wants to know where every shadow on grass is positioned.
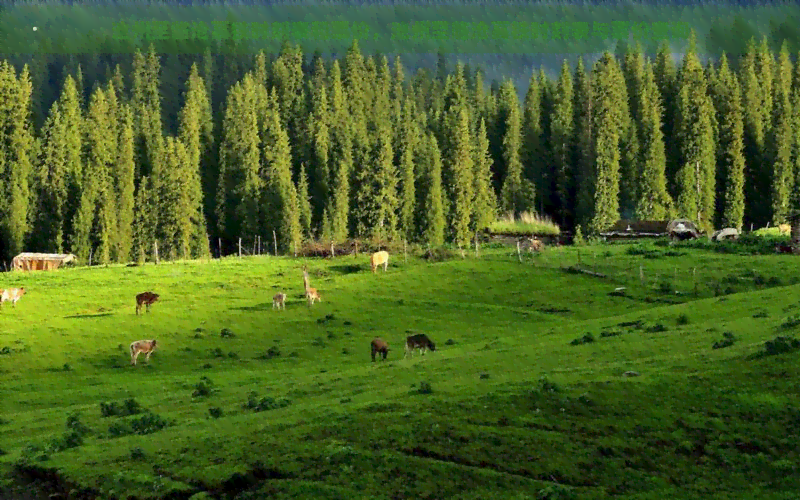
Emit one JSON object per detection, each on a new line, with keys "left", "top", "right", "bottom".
{"left": 65, "top": 313, "right": 113, "bottom": 319}
{"left": 234, "top": 303, "right": 273, "bottom": 312}
{"left": 329, "top": 264, "right": 363, "bottom": 275}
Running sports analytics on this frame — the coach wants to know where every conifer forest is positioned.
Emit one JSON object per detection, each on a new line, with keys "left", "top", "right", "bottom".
{"left": 2, "top": 36, "right": 800, "bottom": 264}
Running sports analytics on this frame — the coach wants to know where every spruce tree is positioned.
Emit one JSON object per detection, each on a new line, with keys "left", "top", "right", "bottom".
{"left": 635, "top": 61, "right": 674, "bottom": 220}
{"left": 573, "top": 57, "right": 595, "bottom": 228}
{"left": 216, "top": 75, "right": 262, "bottom": 244}
{"left": 297, "top": 163, "right": 313, "bottom": 239}
{"left": 499, "top": 80, "right": 534, "bottom": 216}
{"left": 0, "top": 63, "right": 34, "bottom": 261}
{"left": 792, "top": 51, "right": 800, "bottom": 211}
{"left": 521, "top": 71, "right": 545, "bottom": 212}
{"left": 261, "top": 102, "right": 301, "bottom": 253}
{"left": 372, "top": 125, "right": 399, "bottom": 244}
{"left": 709, "top": 54, "right": 746, "bottom": 229}
{"left": 421, "top": 133, "right": 445, "bottom": 247}
{"left": 675, "top": 38, "right": 717, "bottom": 232}
{"left": 33, "top": 101, "right": 69, "bottom": 252}
{"left": 769, "top": 43, "right": 794, "bottom": 224}
{"left": 449, "top": 107, "right": 475, "bottom": 247}
{"left": 740, "top": 39, "right": 767, "bottom": 225}
{"left": 398, "top": 97, "right": 419, "bottom": 241}
{"left": 473, "top": 117, "right": 497, "bottom": 232}
{"left": 550, "top": 61, "right": 575, "bottom": 226}
{"left": 115, "top": 102, "right": 136, "bottom": 262}
{"left": 177, "top": 63, "right": 213, "bottom": 258}
{"left": 654, "top": 42, "right": 680, "bottom": 198}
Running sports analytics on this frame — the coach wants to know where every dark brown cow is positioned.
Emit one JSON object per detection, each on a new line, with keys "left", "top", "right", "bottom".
{"left": 136, "top": 292, "right": 160, "bottom": 315}
{"left": 775, "top": 244, "right": 795, "bottom": 254}
{"left": 371, "top": 337, "right": 390, "bottom": 362}
{"left": 404, "top": 333, "right": 436, "bottom": 358}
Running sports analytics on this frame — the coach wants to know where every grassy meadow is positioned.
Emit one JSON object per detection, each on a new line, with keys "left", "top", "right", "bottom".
{"left": 1, "top": 239, "right": 800, "bottom": 499}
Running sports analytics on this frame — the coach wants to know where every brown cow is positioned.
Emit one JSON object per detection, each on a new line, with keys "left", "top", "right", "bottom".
{"left": 130, "top": 339, "right": 157, "bottom": 366}
{"left": 135, "top": 292, "right": 159, "bottom": 315}
{"left": 404, "top": 333, "right": 436, "bottom": 358}
{"left": 371, "top": 337, "right": 390, "bottom": 362}
{"left": 273, "top": 292, "right": 286, "bottom": 310}
{"left": 0, "top": 287, "right": 25, "bottom": 308}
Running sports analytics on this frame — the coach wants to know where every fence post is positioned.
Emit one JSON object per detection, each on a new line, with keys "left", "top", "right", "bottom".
{"left": 273, "top": 230, "right": 278, "bottom": 256}
{"left": 293, "top": 241, "right": 297, "bottom": 258}
{"left": 238, "top": 238, "right": 242, "bottom": 258}
{"left": 253, "top": 238, "right": 257, "bottom": 256}
{"left": 639, "top": 265, "right": 644, "bottom": 285}
{"left": 404, "top": 239, "right": 407, "bottom": 263}
{"left": 693, "top": 267, "right": 697, "bottom": 296}
{"left": 218, "top": 238, "right": 222, "bottom": 258}
{"left": 331, "top": 241, "right": 335, "bottom": 258}
{"left": 516, "top": 241, "right": 522, "bottom": 262}
{"left": 153, "top": 242, "right": 159, "bottom": 265}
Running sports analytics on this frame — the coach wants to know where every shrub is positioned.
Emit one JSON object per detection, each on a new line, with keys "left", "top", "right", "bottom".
{"left": 570, "top": 333, "right": 595, "bottom": 346}
{"left": 130, "top": 447, "right": 146, "bottom": 460}
{"left": 780, "top": 314, "right": 800, "bottom": 330}
{"left": 676, "top": 313, "right": 690, "bottom": 325}
{"left": 100, "top": 398, "right": 143, "bottom": 418}
{"left": 658, "top": 280, "right": 673, "bottom": 294}
{"left": 421, "top": 247, "right": 455, "bottom": 262}
{"left": 108, "top": 412, "right": 170, "bottom": 438}
{"left": 220, "top": 328, "right": 235, "bottom": 338}
{"left": 537, "top": 483, "right": 577, "bottom": 500}
{"left": 243, "top": 391, "right": 292, "bottom": 412}
{"left": 600, "top": 329, "right": 624, "bottom": 338}
{"left": 257, "top": 346, "right": 281, "bottom": 360}
{"left": 192, "top": 377, "right": 215, "bottom": 398}
{"left": 573, "top": 225, "right": 585, "bottom": 246}
{"left": 417, "top": 381, "right": 433, "bottom": 394}
{"left": 646, "top": 323, "right": 668, "bottom": 333}
{"left": 208, "top": 407, "right": 224, "bottom": 419}
{"left": 538, "top": 377, "right": 561, "bottom": 393}
{"left": 712, "top": 332, "right": 736, "bottom": 349}
{"left": 763, "top": 336, "right": 800, "bottom": 356}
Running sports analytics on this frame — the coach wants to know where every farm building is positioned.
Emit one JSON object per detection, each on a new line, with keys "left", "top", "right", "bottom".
{"left": 12, "top": 253, "right": 77, "bottom": 272}
{"left": 600, "top": 220, "right": 670, "bottom": 239}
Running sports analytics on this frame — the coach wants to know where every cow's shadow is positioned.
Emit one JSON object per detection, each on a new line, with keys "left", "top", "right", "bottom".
{"left": 65, "top": 313, "right": 113, "bottom": 319}
{"left": 233, "top": 303, "right": 273, "bottom": 312}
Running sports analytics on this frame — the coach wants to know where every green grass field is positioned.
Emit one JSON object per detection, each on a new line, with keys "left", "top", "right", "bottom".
{"left": 1, "top": 239, "right": 800, "bottom": 499}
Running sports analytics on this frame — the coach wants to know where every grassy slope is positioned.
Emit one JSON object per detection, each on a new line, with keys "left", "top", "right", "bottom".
{"left": 1, "top": 243, "right": 800, "bottom": 499}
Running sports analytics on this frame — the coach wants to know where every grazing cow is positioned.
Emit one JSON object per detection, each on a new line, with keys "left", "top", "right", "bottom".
{"left": 0, "top": 287, "right": 25, "bottom": 308}
{"left": 775, "top": 243, "right": 795, "bottom": 254}
{"left": 404, "top": 333, "right": 436, "bottom": 358}
{"left": 273, "top": 292, "right": 286, "bottom": 310}
{"left": 371, "top": 337, "right": 390, "bottom": 362}
{"left": 302, "top": 266, "right": 321, "bottom": 305}
{"left": 306, "top": 287, "right": 321, "bottom": 305}
{"left": 130, "top": 339, "right": 157, "bottom": 366}
{"left": 135, "top": 292, "right": 160, "bottom": 315}
{"left": 528, "top": 238, "right": 543, "bottom": 252}
{"left": 371, "top": 251, "right": 389, "bottom": 273}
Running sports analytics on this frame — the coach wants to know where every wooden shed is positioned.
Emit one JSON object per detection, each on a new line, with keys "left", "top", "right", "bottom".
{"left": 12, "top": 253, "right": 77, "bottom": 272}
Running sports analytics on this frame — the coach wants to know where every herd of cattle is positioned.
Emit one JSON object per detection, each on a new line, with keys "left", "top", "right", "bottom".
{"left": 2, "top": 251, "right": 437, "bottom": 367}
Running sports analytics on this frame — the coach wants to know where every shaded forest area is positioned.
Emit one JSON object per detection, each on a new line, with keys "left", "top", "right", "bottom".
{"left": 1, "top": 34, "right": 800, "bottom": 264}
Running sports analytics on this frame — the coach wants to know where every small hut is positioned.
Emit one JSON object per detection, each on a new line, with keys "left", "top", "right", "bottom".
{"left": 12, "top": 253, "right": 77, "bottom": 272}
{"left": 666, "top": 219, "right": 701, "bottom": 241}
{"left": 711, "top": 228, "right": 739, "bottom": 242}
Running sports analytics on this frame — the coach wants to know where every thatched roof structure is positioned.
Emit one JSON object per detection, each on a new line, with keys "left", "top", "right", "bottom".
{"left": 12, "top": 253, "right": 76, "bottom": 272}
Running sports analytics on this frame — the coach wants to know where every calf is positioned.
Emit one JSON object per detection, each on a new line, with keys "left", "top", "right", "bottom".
{"left": 130, "top": 339, "right": 157, "bottom": 366}
{"left": 273, "top": 292, "right": 286, "bottom": 310}
{"left": 371, "top": 337, "right": 390, "bottom": 362}
{"left": 404, "top": 333, "right": 436, "bottom": 358}
{"left": 0, "top": 287, "right": 25, "bottom": 308}
{"left": 135, "top": 292, "right": 159, "bottom": 315}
